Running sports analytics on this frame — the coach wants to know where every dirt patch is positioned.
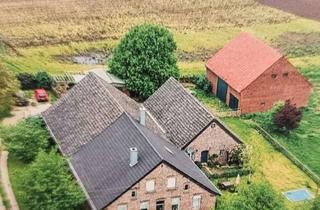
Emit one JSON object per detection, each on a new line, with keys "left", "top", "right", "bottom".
{"left": 256, "top": 0, "right": 320, "bottom": 20}
{"left": 273, "top": 32, "right": 320, "bottom": 57}
{"left": 53, "top": 49, "right": 112, "bottom": 65}
{"left": 177, "top": 48, "right": 218, "bottom": 62}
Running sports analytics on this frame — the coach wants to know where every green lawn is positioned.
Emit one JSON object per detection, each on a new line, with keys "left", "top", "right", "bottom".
{"left": 193, "top": 89, "right": 318, "bottom": 210}
{"left": 7, "top": 155, "right": 28, "bottom": 210}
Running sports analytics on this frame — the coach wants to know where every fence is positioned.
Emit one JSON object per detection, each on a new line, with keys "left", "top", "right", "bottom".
{"left": 255, "top": 124, "right": 320, "bottom": 186}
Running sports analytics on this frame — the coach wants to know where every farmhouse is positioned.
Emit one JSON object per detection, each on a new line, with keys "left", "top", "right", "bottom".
{"left": 206, "top": 32, "right": 313, "bottom": 114}
{"left": 144, "top": 78, "right": 242, "bottom": 162}
{"left": 42, "top": 73, "right": 223, "bottom": 210}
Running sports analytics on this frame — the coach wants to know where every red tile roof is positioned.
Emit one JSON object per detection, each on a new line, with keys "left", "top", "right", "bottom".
{"left": 206, "top": 32, "right": 283, "bottom": 92}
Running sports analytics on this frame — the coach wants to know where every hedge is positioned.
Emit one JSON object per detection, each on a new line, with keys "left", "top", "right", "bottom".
{"left": 209, "top": 168, "right": 252, "bottom": 179}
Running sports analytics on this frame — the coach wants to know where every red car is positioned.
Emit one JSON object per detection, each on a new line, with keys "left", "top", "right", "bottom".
{"left": 34, "top": 89, "right": 49, "bottom": 102}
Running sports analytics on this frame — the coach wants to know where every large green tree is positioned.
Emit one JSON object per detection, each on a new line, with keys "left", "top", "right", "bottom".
{"left": 19, "top": 150, "right": 85, "bottom": 210}
{"left": 0, "top": 65, "right": 18, "bottom": 118}
{"left": 109, "top": 23, "right": 179, "bottom": 99}
{"left": 217, "top": 182, "right": 286, "bottom": 210}
{"left": 2, "top": 117, "right": 50, "bottom": 162}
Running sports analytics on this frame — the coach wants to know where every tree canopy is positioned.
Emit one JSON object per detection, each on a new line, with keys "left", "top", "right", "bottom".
{"left": 217, "top": 182, "right": 286, "bottom": 210}
{"left": 2, "top": 117, "right": 50, "bottom": 162}
{"left": 19, "top": 150, "right": 85, "bottom": 210}
{"left": 273, "top": 101, "right": 302, "bottom": 132}
{"left": 109, "top": 23, "right": 179, "bottom": 99}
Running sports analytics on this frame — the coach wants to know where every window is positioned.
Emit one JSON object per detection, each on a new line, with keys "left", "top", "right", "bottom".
{"left": 172, "top": 197, "right": 180, "bottom": 210}
{"left": 131, "top": 190, "right": 137, "bottom": 198}
{"left": 117, "top": 204, "right": 127, "bottom": 210}
{"left": 146, "top": 180, "right": 155, "bottom": 192}
{"left": 192, "top": 195, "right": 201, "bottom": 210}
{"left": 167, "top": 177, "right": 176, "bottom": 189}
{"left": 283, "top": 72, "right": 289, "bottom": 77}
{"left": 156, "top": 200, "right": 165, "bottom": 210}
{"left": 140, "top": 201, "right": 149, "bottom": 210}
{"left": 184, "top": 184, "right": 189, "bottom": 190}
{"left": 260, "top": 102, "right": 265, "bottom": 106}
{"left": 271, "top": 74, "right": 277, "bottom": 79}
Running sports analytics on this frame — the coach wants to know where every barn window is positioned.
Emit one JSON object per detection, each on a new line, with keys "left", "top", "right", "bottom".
{"left": 260, "top": 102, "right": 265, "bottom": 106}
{"left": 271, "top": 74, "right": 277, "bottom": 79}
{"left": 283, "top": 72, "right": 289, "bottom": 77}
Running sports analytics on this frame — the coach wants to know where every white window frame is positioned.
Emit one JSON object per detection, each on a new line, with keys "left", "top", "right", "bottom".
{"left": 140, "top": 201, "right": 149, "bottom": 210}
{"left": 167, "top": 177, "right": 176, "bottom": 189}
{"left": 192, "top": 195, "right": 201, "bottom": 210}
{"left": 172, "top": 197, "right": 180, "bottom": 210}
{"left": 117, "top": 204, "right": 127, "bottom": 210}
{"left": 146, "top": 179, "right": 155, "bottom": 192}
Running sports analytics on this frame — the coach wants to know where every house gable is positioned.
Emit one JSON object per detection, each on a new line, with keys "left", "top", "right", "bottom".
{"left": 105, "top": 162, "right": 217, "bottom": 210}
{"left": 240, "top": 57, "right": 313, "bottom": 113}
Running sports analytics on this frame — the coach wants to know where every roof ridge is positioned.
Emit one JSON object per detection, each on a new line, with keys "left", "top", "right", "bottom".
{"left": 89, "top": 72, "right": 125, "bottom": 112}
{"left": 124, "top": 112, "right": 164, "bottom": 160}
{"left": 169, "top": 77, "right": 215, "bottom": 119}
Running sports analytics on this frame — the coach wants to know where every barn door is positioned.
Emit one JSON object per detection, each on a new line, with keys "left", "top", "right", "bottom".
{"left": 217, "top": 78, "right": 228, "bottom": 103}
{"left": 229, "top": 94, "right": 239, "bottom": 110}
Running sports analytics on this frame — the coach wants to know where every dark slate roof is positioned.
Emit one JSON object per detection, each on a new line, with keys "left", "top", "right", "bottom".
{"left": 71, "top": 113, "right": 220, "bottom": 210}
{"left": 42, "top": 73, "right": 141, "bottom": 156}
{"left": 144, "top": 77, "right": 214, "bottom": 148}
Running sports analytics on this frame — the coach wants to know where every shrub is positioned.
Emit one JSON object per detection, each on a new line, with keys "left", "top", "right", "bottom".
{"left": 35, "top": 71, "right": 53, "bottom": 89}
{"left": 195, "top": 75, "right": 212, "bottom": 94}
{"left": 0, "top": 65, "right": 18, "bottom": 117}
{"left": 273, "top": 101, "right": 302, "bottom": 132}
{"left": 2, "top": 117, "right": 50, "bottom": 162}
{"left": 228, "top": 146, "right": 245, "bottom": 166}
{"left": 109, "top": 23, "right": 179, "bottom": 100}
{"left": 19, "top": 150, "right": 85, "bottom": 210}
{"left": 16, "top": 72, "right": 37, "bottom": 89}
{"left": 217, "top": 182, "right": 286, "bottom": 210}
{"left": 313, "top": 196, "right": 320, "bottom": 210}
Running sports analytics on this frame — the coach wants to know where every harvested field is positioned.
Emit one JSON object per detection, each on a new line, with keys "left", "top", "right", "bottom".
{"left": 273, "top": 32, "right": 320, "bottom": 58}
{"left": 256, "top": 0, "right": 320, "bottom": 21}
{"left": 0, "top": 0, "right": 293, "bottom": 47}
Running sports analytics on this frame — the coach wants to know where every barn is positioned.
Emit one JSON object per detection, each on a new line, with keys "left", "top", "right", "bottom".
{"left": 206, "top": 32, "right": 313, "bottom": 114}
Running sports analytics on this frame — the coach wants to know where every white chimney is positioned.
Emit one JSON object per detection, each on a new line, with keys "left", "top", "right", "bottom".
{"left": 129, "top": 147, "right": 138, "bottom": 167}
{"left": 139, "top": 107, "right": 146, "bottom": 126}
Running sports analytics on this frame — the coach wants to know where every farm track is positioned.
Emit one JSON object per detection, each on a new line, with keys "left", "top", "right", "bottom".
{"left": 256, "top": 0, "right": 320, "bottom": 20}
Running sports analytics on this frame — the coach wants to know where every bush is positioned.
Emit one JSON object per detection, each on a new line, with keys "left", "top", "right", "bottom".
{"left": 2, "top": 117, "right": 50, "bottom": 162}
{"left": 109, "top": 23, "right": 179, "bottom": 100}
{"left": 19, "top": 150, "right": 85, "bottom": 210}
{"left": 0, "top": 65, "right": 18, "bottom": 116}
{"left": 217, "top": 182, "right": 286, "bottom": 210}
{"left": 209, "top": 168, "right": 251, "bottom": 179}
{"left": 16, "top": 72, "right": 37, "bottom": 89}
{"left": 195, "top": 75, "right": 212, "bottom": 94}
{"left": 35, "top": 71, "right": 53, "bottom": 89}
{"left": 273, "top": 101, "right": 302, "bottom": 132}
{"left": 313, "top": 196, "right": 320, "bottom": 210}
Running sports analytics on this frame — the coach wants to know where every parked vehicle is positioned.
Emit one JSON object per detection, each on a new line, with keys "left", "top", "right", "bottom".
{"left": 34, "top": 88, "right": 49, "bottom": 102}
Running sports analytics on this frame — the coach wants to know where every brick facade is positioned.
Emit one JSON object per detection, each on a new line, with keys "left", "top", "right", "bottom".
{"left": 105, "top": 163, "right": 216, "bottom": 210}
{"left": 186, "top": 122, "right": 240, "bottom": 162}
{"left": 206, "top": 58, "right": 312, "bottom": 114}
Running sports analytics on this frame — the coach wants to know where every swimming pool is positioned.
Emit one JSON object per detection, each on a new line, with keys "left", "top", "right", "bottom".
{"left": 283, "top": 189, "right": 314, "bottom": 202}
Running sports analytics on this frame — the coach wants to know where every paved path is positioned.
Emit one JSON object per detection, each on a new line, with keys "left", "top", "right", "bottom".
{"left": 1, "top": 102, "right": 51, "bottom": 126}
{"left": 0, "top": 151, "right": 19, "bottom": 210}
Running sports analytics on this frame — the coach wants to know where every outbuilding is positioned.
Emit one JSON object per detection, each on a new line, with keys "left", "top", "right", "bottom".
{"left": 206, "top": 32, "right": 312, "bottom": 114}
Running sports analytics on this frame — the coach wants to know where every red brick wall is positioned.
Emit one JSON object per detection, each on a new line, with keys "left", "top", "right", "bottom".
{"left": 105, "top": 163, "right": 216, "bottom": 210}
{"left": 206, "top": 68, "right": 241, "bottom": 109}
{"left": 240, "top": 58, "right": 312, "bottom": 114}
{"left": 186, "top": 122, "right": 240, "bottom": 162}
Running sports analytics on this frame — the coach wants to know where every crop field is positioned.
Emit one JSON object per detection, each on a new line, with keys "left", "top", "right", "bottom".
{"left": 1, "top": 0, "right": 320, "bottom": 208}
